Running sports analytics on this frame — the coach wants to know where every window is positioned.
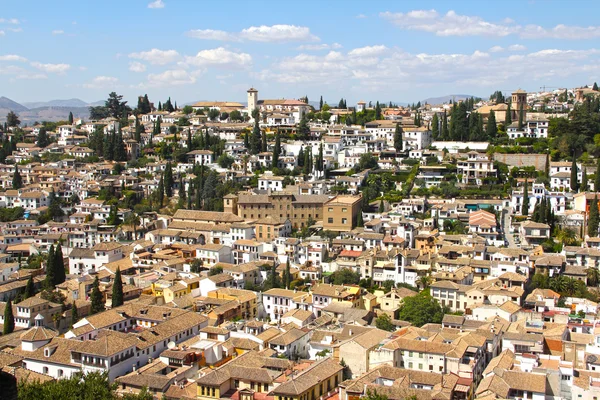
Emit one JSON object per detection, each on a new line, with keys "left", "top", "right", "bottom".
{"left": 328, "top": 208, "right": 333, "bottom": 212}
{"left": 342, "top": 218, "right": 347, "bottom": 224}
{"left": 328, "top": 218, "right": 333, "bottom": 223}
{"left": 43, "top": 367, "right": 49, "bottom": 374}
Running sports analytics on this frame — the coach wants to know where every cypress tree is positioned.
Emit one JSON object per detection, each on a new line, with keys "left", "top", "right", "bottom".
{"left": 582, "top": 168, "right": 589, "bottom": 192}
{"left": 393, "top": 124, "right": 403, "bottom": 152}
{"left": 12, "top": 164, "right": 23, "bottom": 189}
{"left": 357, "top": 211, "right": 364, "bottom": 227}
{"left": 261, "top": 127, "right": 267, "bottom": 152}
{"left": 571, "top": 156, "right": 579, "bottom": 192}
{"left": 164, "top": 162, "right": 174, "bottom": 197}
{"left": 431, "top": 113, "right": 439, "bottom": 140}
{"left": 273, "top": 130, "right": 281, "bottom": 170}
{"left": 68, "top": 111, "right": 74, "bottom": 125}
{"left": 596, "top": 158, "right": 600, "bottom": 192}
{"left": 270, "top": 264, "right": 277, "bottom": 289}
{"left": 111, "top": 267, "right": 124, "bottom": 308}
{"left": 442, "top": 111, "right": 449, "bottom": 140}
{"left": 187, "top": 130, "right": 193, "bottom": 150}
{"left": 545, "top": 198, "right": 552, "bottom": 227}
{"left": 486, "top": 110, "right": 497, "bottom": 140}
{"left": 589, "top": 195, "right": 600, "bottom": 237}
{"left": 250, "top": 120, "right": 261, "bottom": 154}
{"left": 285, "top": 259, "right": 291, "bottom": 289}
{"left": 319, "top": 96, "right": 323, "bottom": 110}
{"left": 157, "top": 174, "right": 165, "bottom": 210}
{"left": 134, "top": 117, "right": 142, "bottom": 143}
{"left": 505, "top": 102, "right": 512, "bottom": 126}
{"left": 23, "top": 275, "right": 35, "bottom": 299}
{"left": 90, "top": 276, "right": 105, "bottom": 315}
{"left": 244, "top": 130, "right": 249, "bottom": 149}
{"left": 317, "top": 142, "right": 324, "bottom": 172}
{"left": 3, "top": 299, "right": 14, "bottom": 334}
{"left": 594, "top": 82, "right": 599, "bottom": 91}
{"left": 44, "top": 245, "right": 56, "bottom": 289}
{"left": 37, "top": 127, "right": 50, "bottom": 148}
{"left": 518, "top": 102, "right": 524, "bottom": 129}
{"left": 71, "top": 302, "right": 79, "bottom": 328}
{"left": 54, "top": 245, "right": 65, "bottom": 286}
{"left": 522, "top": 180, "right": 529, "bottom": 216}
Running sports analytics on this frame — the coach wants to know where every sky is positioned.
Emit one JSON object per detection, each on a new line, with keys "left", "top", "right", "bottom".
{"left": 1, "top": 0, "right": 600, "bottom": 106}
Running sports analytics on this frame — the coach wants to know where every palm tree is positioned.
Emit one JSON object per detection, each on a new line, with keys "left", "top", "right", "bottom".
{"left": 124, "top": 212, "right": 141, "bottom": 240}
{"left": 564, "top": 277, "right": 578, "bottom": 297}
{"left": 550, "top": 275, "right": 567, "bottom": 293}
{"left": 418, "top": 275, "right": 431, "bottom": 290}
{"left": 555, "top": 228, "right": 578, "bottom": 246}
{"left": 242, "top": 154, "right": 250, "bottom": 175}
{"left": 587, "top": 267, "right": 600, "bottom": 287}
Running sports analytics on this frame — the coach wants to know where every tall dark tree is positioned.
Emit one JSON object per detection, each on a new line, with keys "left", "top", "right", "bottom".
{"left": 393, "top": 124, "right": 403, "bottom": 152}
{"left": 589, "top": 195, "right": 600, "bottom": 237}
{"left": 319, "top": 96, "right": 323, "bottom": 110}
{"left": 68, "top": 111, "right": 74, "bottom": 125}
{"left": 486, "top": 110, "right": 497, "bottom": 140}
{"left": 164, "top": 162, "right": 174, "bottom": 197}
{"left": 12, "top": 164, "right": 23, "bottom": 189}
{"left": 37, "top": 127, "right": 50, "bottom": 148}
{"left": 250, "top": 119, "right": 262, "bottom": 155}
{"left": 297, "top": 116, "right": 310, "bottom": 140}
{"left": 596, "top": 158, "right": 600, "bottom": 192}
{"left": 187, "top": 129, "right": 193, "bottom": 150}
{"left": 272, "top": 129, "right": 281, "bottom": 170}
{"left": 90, "top": 276, "right": 105, "bottom": 315}
{"left": 157, "top": 174, "right": 165, "bottom": 210}
{"left": 70, "top": 302, "right": 79, "bottom": 327}
{"left": 134, "top": 117, "right": 142, "bottom": 143}
{"left": 23, "top": 275, "right": 35, "bottom": 299}
{"left": 594, "top": 82, "right": 599, "bottom": 91}
{"left": 111, "top": 267, "right": 124, "bottom": 308}
{"left": 518, "top": 102, "right": 524, "bottom": 129}
{"left": 261, "top": 127, "right": 267, "bottom": 152}
{"left": 522, "top": 179, "right": 529, "bottom": 216}
{"left": 54, "top": 245, "right": 66, "bottom": 285}
{"left": 571, "top": 156, "right": 579, "bottom": 192}
{"left": 285, "top": 258, "right": 291, "bottom": 289}
{"left": 375, "top": 101, "right": 382, "bottom": 120}
{"left": 505, "top": 102, "right": 512, "bottom": 126}
{"left": 442, "top": 110, "right": 449, "bottom": 140}
{"left": 431, "top": 113, "right": 439, "bottom": 140}
{"left": 6, "top": 111, "right": 20, "bottom": 127}
{"left": 44, "top": 245, "right": 56, "bottom": 289}
{"left": 105, "top": 92, "right": 130, "bottom": 120}
{"left": 582, "top": 167, "right": 589, "bottom": 192}
{"left": 3, "top": 299, "right": 14, "bottom": 334}
{"left": 317, "top": 142, "right": 324, "bottom": 172}
{"left": 113, "top": 128, "right": 127, "bottom": 162}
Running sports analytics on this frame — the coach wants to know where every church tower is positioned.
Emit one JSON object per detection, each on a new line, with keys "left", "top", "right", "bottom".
{"left": 511, "top": 89, "right": 527, "bottom": 120}
{"left": 247, "top": 87, "right": 258, "bottom": 117}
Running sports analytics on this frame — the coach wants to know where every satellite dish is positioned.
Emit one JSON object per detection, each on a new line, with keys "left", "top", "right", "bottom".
{"left": 167, "top": 341, "right": 176, "bottom": 349}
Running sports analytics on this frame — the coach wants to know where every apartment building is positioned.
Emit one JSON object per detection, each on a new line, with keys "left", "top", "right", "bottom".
{"left": 322, "top": 195, "right": 362, "bottom": 232}
{"left": 457, "top": 152, "right": 497, "bottom": 185}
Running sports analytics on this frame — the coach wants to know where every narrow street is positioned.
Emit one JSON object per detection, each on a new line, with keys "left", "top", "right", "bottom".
{"left": 502, "top": 208, "right": 517, "bottom": 247}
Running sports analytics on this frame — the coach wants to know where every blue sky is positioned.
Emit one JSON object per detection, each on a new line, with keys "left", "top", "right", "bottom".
{"left": 1, "top": 0, "right": 600, "bottom": 105}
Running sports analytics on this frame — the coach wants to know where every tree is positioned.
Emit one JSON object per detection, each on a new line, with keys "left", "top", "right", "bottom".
{"left": 272, "top": 130, "right": 281, "bottom": 170}
{"left": 365, "top": 390, "right": 389, "bottom": 400}
{"left": 357, "top": 211, "right": 364, "bottom": 227}
{"left": 375, "top": 101, "right": 382, "bottom": 120}
{"left": 37, "top": 127, "right": 50, "bottom": 148}
{"left": 486, "top": 110, "right": 497, "bottom": 140}
{"left": 261, "top": 126, "right": 267, "bottom": 152}
{"left": 582, "top": 167, "right": 589, "bottom": 192}
{"left": 105, "top": 92, "right": 130, "bottom": 120}
{"left": 596, "top": 158, "right": 600, "bottom": 192}
{"left": 23, "top": 275, "right": 35, "bottom": 299}
{"left": 431, "top": 113, "right": 439, "bottom": 140}
{"left": 89, "top": 105, "right": 110, "bottom": 120}
{"left": 522, "top": 179, "right": 529, "bottom": 216}
{"left": 164, "top": 162, "right": 174, "bottom": 197}
{"left": 518, "top": 102, "right": 524, "bottom": 129}
{"left": 68, "top": 111, "right": 74, "bottom": 125}
{"left": 571, "top": 156, "right": 579, "bottom": 192}
{"left": 589, "top": 195, "right": 599, "bottom": 237}
{"left": 229, "top": 110, "right": 242, "bottom": 122}
{"left": 157, "top": 174, "right": 165, "bottom": 210}
{"left": 3, "top": 298, "right": 14, "bottom": 334}
{"left": 90, "top": 276, "right": 105, "bottom": 314}
{"left": 208, "top": 266, "right": 223, "bottom": 276}
{"left": 111, "top": 267, "right": 124, "bottom": 308}
{"left": 297, "top": 116, "right": 310, "bottom": 140}
{"left": 250, "top": 119, "right": 262, "bottom": 155}
{"left": 54, "top": 245, "right": 66, "bottom": 285}
{"left": 12, "top": 164, "right": 23, "bottom": 189}
{"left": 285, "top": 258, "right": 291, "bottom": 289}
{"left": 330, "top": 268, "right": 360, "bottom": 285}
{"left": 505, "top": 101, "right": 512, "bottom": 126}
{"left": 6, "top": 111, "right": 20, "bottom": 127}
{"left": 397, "top": 292, "right": 444, "bottom": 327}
{"left": 594, "top": 82, "right": 599, "bottom": 91}
{"left": 70, "top": 302, "right": 79, "bottom": 327}
{"left": 393, "top": 124, "right": 403, "bottom": 152}
{"left": 319, "top": 96, "right": 323, "bottom": 110}
{"left": 375, "top": 313, "right": 395, "bottom": 331}
{"left": 587, "top": 267, "right": 600, "bottom": 287}
{"left": 44, "top": 245, "right": 56, "bottom": 290}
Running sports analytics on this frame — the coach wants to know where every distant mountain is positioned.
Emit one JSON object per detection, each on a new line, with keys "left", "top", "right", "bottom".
{"left": 22, "top": 98, "right": 104, "bottom": 109}
{"left": 420, "top": 94, "right": 477, "bottom": 105}
{"left": 0, "top": 96, "right": 28, "bottom": 112}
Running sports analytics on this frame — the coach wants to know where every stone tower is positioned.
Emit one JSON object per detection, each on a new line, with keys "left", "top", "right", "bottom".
{"left": 511, "top": 89, "right": 527, "bottom": 120}
{"left": 247, "top": 87, "right": 258, "bottom": 118}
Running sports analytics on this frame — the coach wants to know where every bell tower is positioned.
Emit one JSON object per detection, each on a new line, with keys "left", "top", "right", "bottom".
{"left": 511, "top": 89, "right": 527, "bottom": 120}
{"left": 247, "top": 87, "right": 258, "bottom": 117}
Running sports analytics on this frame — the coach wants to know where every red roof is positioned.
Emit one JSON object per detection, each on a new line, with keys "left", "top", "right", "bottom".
{"left": 339, "top": 250, "right": 362, "bottom": 258}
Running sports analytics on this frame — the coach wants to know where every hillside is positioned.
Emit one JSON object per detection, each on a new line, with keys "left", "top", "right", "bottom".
{"left": 0, "top": 96, "right": 28, "bottom": 112}
{"left": 420, "top": 94, "right": 477, "bottom": 105}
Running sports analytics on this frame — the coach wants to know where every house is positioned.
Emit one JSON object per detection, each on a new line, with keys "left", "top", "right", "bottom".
{"left": 457, "top": 152, "right": 497, "bottom": 185}
{"left": 519, "top": 221, "right": 551, "bottom": 246}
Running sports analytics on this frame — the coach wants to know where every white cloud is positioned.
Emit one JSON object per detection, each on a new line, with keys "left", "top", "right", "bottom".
{"left": 129, "top": 61, "right": 147, "bottom": 73}
{"left": 186, "top": 29, "right": 238, "bottom": 41}
{"left": 508, "top": 44, "right": 526, "bottom": 51}
{"left": 79, "top": 66, "right": 87, "bottom": 71}
{"left": 297, "top": 43, "right": 342, "bottom": 51}
{"left": 186, "top": 24, "right": 318, "bottom": 43}
{"left": 0, "top": 54, "right": 27, "bottom": 62}
{"left": 52, "top": 30, "right": 64, "bottom": 35}
{"left": 0, "top": 18, "right": 19, "bottom": 24}
{"left": 83, "top": 76, "right": 119, "bottom": 89}
{"left": 30, "top": 61, "right": 71, "bottom": 74}
{"left": 128, "top": 48, "right": 179, "bottom": 65}
{"left": 381, "top": 9, "right": 600, "bottom": 40}
{"left": 6, "top": 27, "right": 22, "bottom": 33}
{"left": 184, "top": 47, "right": 251, "bottom": 68}
{"left": 356, "top": 14, "right": 367, "bottom": 19}
{"left": 380, "top": 10, "right": 513, "bottom": 37}
{"left": 256, "top": 45, "right": 600, "bottom": 93}
{"left": 147, "top": 69, "right": 199, "bottom": 86}
{"left": 16, "top": 73, "right": 46, "bottom": 80}
{"left": 348, "top": 45, "right": 388, "bottom": 57}
{"left": 0, "top": 65, "right": 23, "bottom": 75}
{"left": 489, "top": 46, "right": 504, "bottom": 53}
{"left": 147, "top": 0, "right": 165, "bottom": 9}
{"left": 0, "top": 31, "right": 4, "bottom": 36}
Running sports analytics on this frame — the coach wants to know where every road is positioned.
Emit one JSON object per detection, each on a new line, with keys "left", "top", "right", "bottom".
{"left": 502, "top": 208, "right": 517, "bottom": 247}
